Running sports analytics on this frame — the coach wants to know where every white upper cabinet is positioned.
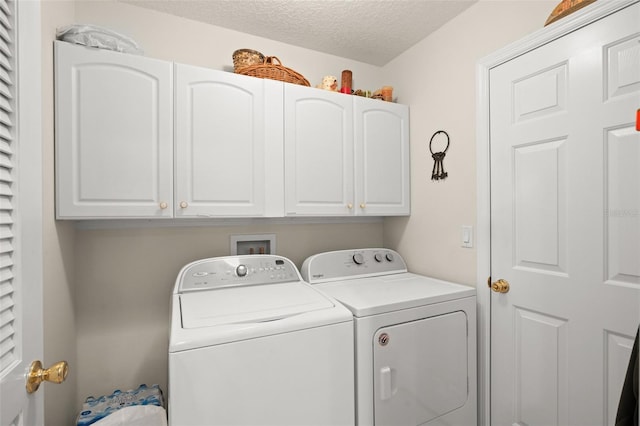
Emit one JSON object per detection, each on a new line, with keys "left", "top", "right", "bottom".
{"left": 174, "top": 64, "right": 283, "bottom": 217}
{"left": 284, "top": 86, "right": 410, "bottom": 216}
{"left": 55, "top": 41, "right": 173, "bottom": 219}
{"left": 354, "top": 97, "right": 410, "bottom": 215}
{"left": 284, "top": 84, "right": 354, "bottom": 216}
{"left": 55, "top": 41, "right": 409, "bottom": 220}
{"left": 55, "top": 42, "right": 283, "bottom": 219}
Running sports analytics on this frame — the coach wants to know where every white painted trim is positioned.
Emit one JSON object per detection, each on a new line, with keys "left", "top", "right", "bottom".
{"left": 15, "top": 0, "right": 43, "bottom": 424}
{"left": 475, "top": 59, "right": 491, "bottom": 426}
{"left": 475, "top": 1, "right": 639, "bottom": 424}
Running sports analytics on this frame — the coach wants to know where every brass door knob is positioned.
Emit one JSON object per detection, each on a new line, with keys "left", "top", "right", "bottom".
{"left": 26, "top": 360, "right": 68, "bottom": 394}
{"left": 491, "top": 279, "right": 510, "bottom": 293}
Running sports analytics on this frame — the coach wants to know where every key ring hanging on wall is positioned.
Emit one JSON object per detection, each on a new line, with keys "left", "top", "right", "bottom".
{"left": 429, "top": 130, "right": 450, "bottom": 181}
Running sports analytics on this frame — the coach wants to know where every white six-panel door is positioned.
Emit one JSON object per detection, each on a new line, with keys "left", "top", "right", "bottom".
{"left": 489, "top": 3, "right": 640, "bottom": 425}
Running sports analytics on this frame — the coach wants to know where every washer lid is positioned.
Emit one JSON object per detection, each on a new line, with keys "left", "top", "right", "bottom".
{"left": 180, "top": 281, "right": 335, "bottom": 329}
{"left": 314, "top": 272, "right": 475, "bottom": 317}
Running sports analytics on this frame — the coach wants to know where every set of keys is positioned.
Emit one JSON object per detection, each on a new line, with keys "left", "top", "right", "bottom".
{"left": 431, "top": 152, "right": 447, "bottom": 180}
{"left": 429, "top": 130, "right": 450, "bottom": 181}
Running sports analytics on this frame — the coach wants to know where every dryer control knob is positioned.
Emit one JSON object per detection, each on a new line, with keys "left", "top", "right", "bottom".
{"left": 374, "top": 253, "right": 383, "bottom": 262}
{"left": 353, "top": 253, "right": 364, "bottom": 265}
{"left": 236, "top": 264, "right": 248, "bottom": 277}
{"left": 385, "top": 253, "right": 394, "bottom": 262}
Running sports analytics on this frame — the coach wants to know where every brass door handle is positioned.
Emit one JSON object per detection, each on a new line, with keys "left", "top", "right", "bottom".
{"left": 491, "top": 279, "right": 510, "bottom": 293}
{"left": 26, "top": 360, "right": 68, "bottom": 393}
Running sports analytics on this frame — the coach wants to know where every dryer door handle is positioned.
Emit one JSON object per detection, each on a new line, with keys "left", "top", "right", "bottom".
{"left": 379, "top": 366, "right": 397, "bottom": 400}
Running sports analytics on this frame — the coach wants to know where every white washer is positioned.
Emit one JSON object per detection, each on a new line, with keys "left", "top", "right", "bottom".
{"left": 301, "top": 248, "right": 477, "bottom": 426}
{"left": 169, "top": 255, "right": 355, "bottom": 426}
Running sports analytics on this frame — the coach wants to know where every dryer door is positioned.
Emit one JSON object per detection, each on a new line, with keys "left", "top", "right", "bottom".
{"left": 373, "top": 311, "right": 468, "bottom": 426}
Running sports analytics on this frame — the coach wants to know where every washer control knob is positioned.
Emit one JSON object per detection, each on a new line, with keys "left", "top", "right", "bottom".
{"left": 374, "top": 253, "right": 383, "bottom": 262}
{"left": 385, "top": 253, "right": 394, "bottom": 262}
{"left": 236, "top": 264, "right": 248, "bottom": 277}
{"left": 353, "top": 253, "right": 364, "bottom": 265}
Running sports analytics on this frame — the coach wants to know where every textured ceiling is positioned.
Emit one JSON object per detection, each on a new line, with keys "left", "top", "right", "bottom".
{"left": 121, "top": 0, "right": 477, "bottom": 65}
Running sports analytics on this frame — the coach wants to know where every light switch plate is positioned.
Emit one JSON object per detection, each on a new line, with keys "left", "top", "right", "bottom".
{"left": 461, "top": 226, "right": 473, "bottom": 248}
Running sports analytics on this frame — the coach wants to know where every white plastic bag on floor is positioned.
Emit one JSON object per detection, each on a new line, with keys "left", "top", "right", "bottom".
{"left": 92, "top": 406, "right": 167, "bottom": 426}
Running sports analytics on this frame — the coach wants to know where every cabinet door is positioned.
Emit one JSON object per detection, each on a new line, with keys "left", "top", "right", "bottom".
{"left": 55, "top": 41, "right": 173, "bottom": 219}
{"left": 354, "top": 97, "right": 410, "bottom": 215}
{"left": 284, "top": 85, "right": 354, "bottom": 216}
{"left": 175, "top": 65, "right": 281, "bottom": 217}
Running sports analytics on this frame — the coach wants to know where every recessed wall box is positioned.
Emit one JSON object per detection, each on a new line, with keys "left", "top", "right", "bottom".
{"left": 230, "top": 234, "right": 276, "bottom": 255}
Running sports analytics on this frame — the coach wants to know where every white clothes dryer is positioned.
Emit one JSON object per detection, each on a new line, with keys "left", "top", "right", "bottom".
{"left": 301, "top": 248, "right": 477, "bottom": 426}
{"left": 169, "top": 255, "right": 355, "bottom": 426}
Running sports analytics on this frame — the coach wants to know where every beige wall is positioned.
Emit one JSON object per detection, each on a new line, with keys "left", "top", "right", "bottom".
{"left": 43, "top": 0, "right": 558, "bottom": 422}
{"left": 383, "top": 0, "right": 555, "bottom": 285}
{"left": 42, "top": 2, "right": 78, "bottom": 426}
{"left": 73, "top": 1, "right": 385, "bottom": 91}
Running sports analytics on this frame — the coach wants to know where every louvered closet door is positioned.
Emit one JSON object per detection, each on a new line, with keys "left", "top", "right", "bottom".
{"left": 0, "top": 1, "right": 43, "bottom": 425}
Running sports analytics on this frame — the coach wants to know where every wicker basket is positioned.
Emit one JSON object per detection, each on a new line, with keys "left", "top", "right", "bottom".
{"left": 544, "top": 0, "right": 596, "bottom": 26}
{"left": 232, "top": 49, "right": 265, "bottom": 72}
{"left": 236, "top": 56, "right": 310, "bottom": 87}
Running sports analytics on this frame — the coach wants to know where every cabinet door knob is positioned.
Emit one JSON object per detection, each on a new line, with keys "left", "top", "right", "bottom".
{"left": 159, "top": 202, "right": 168, "bottom": 210}
{"left": 360, "top": 203, "right": 366, "bottom": 209}
{"left": 179, "top": 201, "right": 188, "bottom": 209}
{"left": 347, "top": 203, "right": 353, "bottom": 209}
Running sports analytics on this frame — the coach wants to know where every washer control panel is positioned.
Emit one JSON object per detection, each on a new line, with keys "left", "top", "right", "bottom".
{"left": 178, "top": 255, "right": 301, "bottom": 293}
{"left": 301, "top": 248, "right": 408, "bottom": 283}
